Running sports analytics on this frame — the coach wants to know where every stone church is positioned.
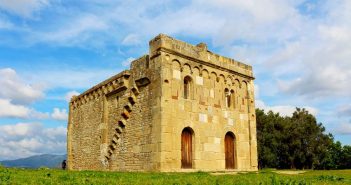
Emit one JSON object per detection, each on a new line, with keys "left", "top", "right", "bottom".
{"left": 67, "top": 34, "right": 258, "bottom": 172}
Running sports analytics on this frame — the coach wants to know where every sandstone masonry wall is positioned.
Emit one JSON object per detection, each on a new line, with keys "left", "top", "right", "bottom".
{"left": 150, "top": 34, "right": 257, "bottom": 171}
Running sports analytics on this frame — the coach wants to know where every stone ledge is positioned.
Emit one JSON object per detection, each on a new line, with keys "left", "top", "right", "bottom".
{"left": 70, "top": 70, "right": 130, "bottom": 108}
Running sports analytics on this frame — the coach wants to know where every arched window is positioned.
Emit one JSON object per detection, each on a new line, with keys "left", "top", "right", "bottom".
{"left": 230, "top": 90, "right": 235, "bottom": 109}
{"left": 225, "top": 88, "right": 230, "bottom": 108}
{"left": 225, "top": 132, "right": 236, "bottom": 169}
{"left": 181, "top": 127, "right": 194, "bottom": 168}
{"left": 184, "top": 76, "right": 192, "bottom": 99}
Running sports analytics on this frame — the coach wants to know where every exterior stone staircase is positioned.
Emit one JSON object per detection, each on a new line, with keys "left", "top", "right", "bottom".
{"left": 102, "top": 85, "right": 140, "bottom": 168}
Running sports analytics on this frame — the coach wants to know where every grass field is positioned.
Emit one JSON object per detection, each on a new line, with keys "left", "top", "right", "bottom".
{"left": 0, "top": 167, "right": 350, "bottom": 185}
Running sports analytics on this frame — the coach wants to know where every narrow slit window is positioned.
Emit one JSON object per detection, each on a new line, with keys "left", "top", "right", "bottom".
{"left": 225, "top": 88, "right": 230, "bottom": 108}
{"left": 230, "top": 90, "right": 235, "bottom": 109}
{"left": 184, "top": 76, "right": 192, "bottom": 99}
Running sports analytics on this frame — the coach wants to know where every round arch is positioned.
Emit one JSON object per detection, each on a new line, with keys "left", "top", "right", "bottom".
{"left": 172, "top": 59, "right": 181, "bottom": 70}
{"left": 182, "top": 63, "right": 192, "bottom": 74}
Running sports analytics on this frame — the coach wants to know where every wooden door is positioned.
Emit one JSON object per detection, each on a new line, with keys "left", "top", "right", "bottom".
{"left": 181, "top": 128, "right": 192, "bottom": 168}
{"left": 225, "top": 133, "right": 235, "bottom": 169}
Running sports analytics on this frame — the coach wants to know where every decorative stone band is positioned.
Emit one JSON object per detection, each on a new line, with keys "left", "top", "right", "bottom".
{"left": 149, "top": 34, "right": 254, "bottom": 79}
{"left": 70, "top": 70, "right": 131, "bottom": 109}
{"left": 152, "top": 47, "right": 254, "bottom": 80}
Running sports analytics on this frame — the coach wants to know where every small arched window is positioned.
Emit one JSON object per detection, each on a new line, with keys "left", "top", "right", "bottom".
{"left": 230, "top": 90, "right": 235, "bottom": 109}
{"left": 225, "top": 88, "right": 230, "bottom": 108}
{"left": 184, "top": 76, "right": 192, "bottom": 99}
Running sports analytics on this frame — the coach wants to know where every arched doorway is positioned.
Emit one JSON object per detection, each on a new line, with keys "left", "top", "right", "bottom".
{"left": 225, "top": 132, "right": 236, "bottom": 169}
{"left": 181, "top": 127, "right": 193, "bottom": 168}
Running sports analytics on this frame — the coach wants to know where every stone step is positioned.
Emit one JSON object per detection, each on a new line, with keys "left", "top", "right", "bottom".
{"left": 118, "top": 119, "right": 126, "bottom": 128}
{"left": 128, "top": 94, "right": 137, "bottom": 105}
{"left": 115, "top": 127, "right": 122, "bottom": 134}
{"left": 131, "top": 86, "right": 140, "bottom": 96}
{"left": 121, "top": 109, "right": 130, "bottom": 119}
{"left": 110, "top": 143, "right": 117, "bottom": 150}
{"left": 124, "top": 102, "right": 133, "bottom": 112}
{"left": 107, "top": 150, "right": 112, "bottom": 156}
{"left": 112, "top": 136, "right": 119, "bottom": 144}
{"left": 114, "top": 133, "right": 120, "bottom": 138}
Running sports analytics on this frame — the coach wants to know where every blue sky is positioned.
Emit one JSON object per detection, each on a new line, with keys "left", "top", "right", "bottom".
{"left": 0, "top": 0, "right": 350, "bottom": 160}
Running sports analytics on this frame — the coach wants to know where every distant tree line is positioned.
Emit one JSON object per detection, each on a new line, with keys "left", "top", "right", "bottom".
{"left": 256, "top": 108, "right": 351, "bottom": 169}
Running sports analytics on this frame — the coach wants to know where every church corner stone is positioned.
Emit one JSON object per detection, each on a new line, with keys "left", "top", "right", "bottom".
{"left": 67, "top": 34, "right": 258, "bottom": 172}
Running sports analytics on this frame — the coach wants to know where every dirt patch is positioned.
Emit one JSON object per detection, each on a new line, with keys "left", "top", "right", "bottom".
{"left": 210, "top": 172, "right": 239, "bottom": 176}
{"left": 274, "top": 170, "right": 306, "bottom": 175}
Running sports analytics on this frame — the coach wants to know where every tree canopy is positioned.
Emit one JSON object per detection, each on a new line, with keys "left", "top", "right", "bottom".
{"left": 256, "top": 108, "right": 351, "bottom": 169}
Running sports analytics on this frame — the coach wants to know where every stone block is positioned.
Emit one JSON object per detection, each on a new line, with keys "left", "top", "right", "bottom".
{"left": 173, "top": 70, "right": 181, "bottom": 80}
{"left": 228, "top": 118, "right": 234, "bottom": 126}
{"left": 203, "top": 143, "right": 220, "bottom": 153}
{"left": 199, "top": 113, "right": 208, "bottom": 123}
{"left": 196, "top": 76, "right": 203, "bottom": 85}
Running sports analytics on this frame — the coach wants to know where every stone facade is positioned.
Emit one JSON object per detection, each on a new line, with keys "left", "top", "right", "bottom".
{"left": 67, "top": 34, "right": 258, "bottom": 172}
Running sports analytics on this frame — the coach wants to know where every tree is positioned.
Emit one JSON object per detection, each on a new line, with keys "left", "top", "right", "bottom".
{"left": 255, "top": 107, "right": 349, "bottom": 170}
{"left": 341, "top": 145, "right": 351, "bottom": 169}
{"left": 256, "top": 109, "right": 288, "bottom": 169}
{"left": 286, "top": 108, "right": 331, "bottom": 169}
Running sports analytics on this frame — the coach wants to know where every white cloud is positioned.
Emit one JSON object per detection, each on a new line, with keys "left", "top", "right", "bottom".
{"left": 65, "top": 91, "right": 80, "bottom": 102}
{"left": 121, "top": 57, "right": 135, "bottom": 67}
{"left": 43, "top": 126, "right": 66, "bottom": 140}
{"left": 205, "top": 0, "right": 298, "bottom": 23}
{"left": 51, "top": 108, "right": 68, "bottom": 121}
{"left": 253, "top": 2, "right": 351, "bottom": 100}
{"left": 0, "top": 98, "right": 73, "bottom": 121}
{"left": 30, "top": 110, "right": 50, "bottom": 120}
{"left": 0, "top": 122, "right": 66, "bottom": 160}
{"left": 254, "top": 84, "right": 259, "bottom": 98}
{"left": 333, "top": 122, "right": 351, "bottom": 135}
{"left": 122, "top": 34, "right": 141, "bottom": 46}
{"left": 0, "top": 17, "right": 13, "bottom": 29}
{"left": 0, "top": 69, "right": 50, "bottom": 119}
{"left": 22, "top": 68, "right": 119, "bottom": 89}
{"left": 0, "top": 122, "right": 37, "bottom": 137}
{"left": 277, "top": 59, "right": 351, "bottom": 98}
{"left": 0, "top": 98, "right": 51, "bottom": 119}
{"left": 0, "top": 0, "right": 302, "bottom": 48}
{"left": 319, "top": 25, "right": 350, "bottom": 41}
{"left": 0, "top": 98, "right": 30, "bottom": 118}
{"left": 0, "top": 68, "right": 44, "bottom": 104}
{"left": 38, "top": 14, "right": 109, "bottom": 44}
{"left": 0, "top": 0, "right": 49, "bottom": 18}
{"left": 337, "top": 105, "right": 351, "bottom": 117}
{"left": 0, "top": 68, "right": 86, "bottom": 121}
{"left": 256, "top": 99, "right": 318, "bottom": 117}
